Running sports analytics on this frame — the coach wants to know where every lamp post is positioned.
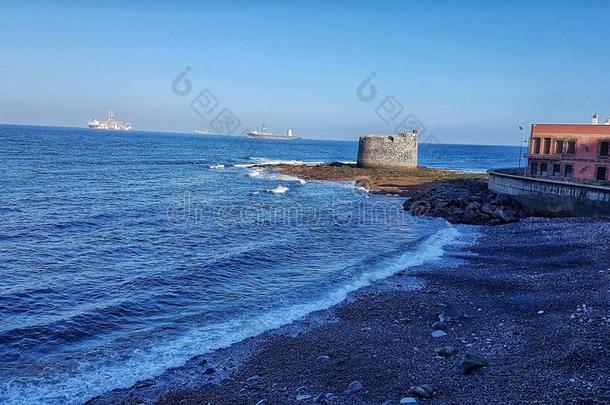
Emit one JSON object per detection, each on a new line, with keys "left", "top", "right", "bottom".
{"left": 518, "top": 126, "right": 525, "bottom": 171}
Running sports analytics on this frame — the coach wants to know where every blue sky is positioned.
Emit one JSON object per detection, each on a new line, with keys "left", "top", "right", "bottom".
{"left": 1, "top": 0, "right": 609, "bottom": 145}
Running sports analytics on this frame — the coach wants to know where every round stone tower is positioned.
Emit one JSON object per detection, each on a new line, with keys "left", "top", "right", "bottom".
{"left": 357, "top": 130, "right": 418, "bottom": 169}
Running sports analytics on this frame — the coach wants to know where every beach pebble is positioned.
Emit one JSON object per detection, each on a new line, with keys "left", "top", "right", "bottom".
{"left": 431, "top": 330, "right": 447, "bottom": 338}
{"left": 408, "top": 384, "right": 434, "bottom": 398}
{"left": 255, "top": 400, "right": 268, "bottom": 405}
{"left": 247, "top": 375, "right": 261, "bottom": 389}
{"left": 431, "top": 321, "right": 448, "bottom": 331}
{"left": 203, "top": 367, "right": 216, "bottom": 375}
{"left": 344, "top": 380, "right": 363, "bottom": 395}
{"left": 400, "top": 397, "right": 418, "bottom": 404}
{"left": 316, "top": 355, "right": 331, "bottom": 364}
{"left": 435, "top": 345, "right": 457, "bottom": 357}
{"left": 439, "top": 306, "right": 460, "bottom": 322}
{"left": 458, "top": 353, "right": 489, "bottom": 374}
{"left": 296, "top": 394, "right": 312, "bottom": 401}
{"left": 313, "top": 392, "right": 331, "bottom": 403}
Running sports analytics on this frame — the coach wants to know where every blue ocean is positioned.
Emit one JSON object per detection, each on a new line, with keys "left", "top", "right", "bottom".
{"left": 0, "top": 125, "right": 520, "bottom": 403}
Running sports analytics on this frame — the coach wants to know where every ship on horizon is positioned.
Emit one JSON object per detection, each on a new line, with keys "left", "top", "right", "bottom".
{"left": 88, "top": 111, "right": 132, "bottom": 131}
{"left": 246, "top": 124, "right": 300, "bottom": 140}
{"left": 194, "top": 128, "right": 212, "bottom": 135}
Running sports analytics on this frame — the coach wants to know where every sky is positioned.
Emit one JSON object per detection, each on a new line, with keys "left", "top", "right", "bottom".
{"left": 1, "top": 0, "right": 609, "bottom": 145}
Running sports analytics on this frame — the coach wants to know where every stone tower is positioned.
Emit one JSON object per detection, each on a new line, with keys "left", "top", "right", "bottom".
{"left": 357, "top": 130, "right": 418, "bottom": 169}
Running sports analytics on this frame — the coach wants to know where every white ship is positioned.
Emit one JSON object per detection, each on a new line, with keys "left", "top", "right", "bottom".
{"left": 246, "top": 124, "right": 300, "bottom": 140}
{"left": 194, "top": 128, "right": 211, "bottom": 135}
{"left": 88, "top": 111, "right": 132, "bottom": 131}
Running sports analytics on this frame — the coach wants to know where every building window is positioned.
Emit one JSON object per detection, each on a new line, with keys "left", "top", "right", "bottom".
{"left": 596, "top": 166, "right": 607, "bottom": 181}
{"left": 530, "top": 162, "right": 538, "bottom": 175}
{"left": 555, "top": 140, "right": 564, "bottom": 154}
{"left": 567, "top": 140, "right": 576, "bottom": 154}
{"left": 532, "top": 138, "right": 541, "bottom": 154}
{"left": 600, "top": 141, "right": 609, "bottom": 157}
{"left": 543, "top": 138, "right": 551, "bottom": 154}
{"left": 540, "top": 163, "right": 548, "bottom": 176}
{"left": 564, "top": 164, "right": 573, "bottom": 178}
{"left": 553, "top": 164, "right": 561, "bottom": 176}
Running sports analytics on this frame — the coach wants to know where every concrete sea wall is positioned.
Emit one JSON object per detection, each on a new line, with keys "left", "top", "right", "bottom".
{"left": 488, "top": 168, "right": 610, "bottom": 216}
{"left": 357, "top": 133, "right": 418, "bottom": 169}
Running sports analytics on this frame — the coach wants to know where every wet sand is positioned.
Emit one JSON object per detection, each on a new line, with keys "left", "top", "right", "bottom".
{"left": 89, "top": 218, "right": 610, "bottom": 404}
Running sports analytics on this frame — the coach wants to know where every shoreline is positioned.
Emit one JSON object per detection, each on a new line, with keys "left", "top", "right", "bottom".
{"left": 88, "top": 217, "right": 610, "bottom": 404}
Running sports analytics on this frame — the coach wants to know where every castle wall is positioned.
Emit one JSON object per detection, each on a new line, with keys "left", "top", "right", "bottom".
{"left": 357, "top": 133, "right": 418, "bottom": 168}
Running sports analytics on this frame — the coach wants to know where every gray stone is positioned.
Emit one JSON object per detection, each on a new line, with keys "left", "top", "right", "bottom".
{"left": 431, "top": 330, "right": 447, "bottom": 338}
{"left": 203, "top": 367, "right": 215, "bottom": 375}
{"left": 435, "top": 345, "right": 457, "bottom": 357}
{"left": 344, "top": 380, "right": 363, "bottom": 395}
{"left": 313, "top": 392, "right": 331, "bottom": 403}
{"left": 408, "top": 384, "right": 434, "bottom": 398}
{"left": 255, "top": 400, "right": 268, "bottom": 405}
{"left": 296, "top": 394, "right": 312, "bottom": 401}
{"left": 438, "top": 306, "right": 460, "bottom": 322}
{"left": 400, "top": 397, "right": 418, "bottom": 404}
{"left": 316, "top": 355, "right": 331, "bottom": 364}
{"left": 494, "top": 207, "right": 516, "bottom": 223}
{"left": 458, "top": 353, "right": 489, "bottom": 374}
{"left": 431, "top": 321, "right": 448, "bottom": 331}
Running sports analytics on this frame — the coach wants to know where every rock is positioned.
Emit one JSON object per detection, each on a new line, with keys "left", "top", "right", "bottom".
{"left": 439, "top": 306, "right": 460, "bottom": 322}
{"left": 133, "top": 380, "right": 155, "bottom": 389}
{"left": 431, "top": 321, "right": 448, "bottom": 331}
{"left": 408, "top": 384, "right": 434, "bottom": 398}
{"left": 247, "top": 375, "right": 261, "bottom": 389}
{"left": 344, "top": 380, "right": 363, "bottom": 395}
{"left": 458, "top": 353, "right": 489, "bottom": 374}
{"left": 296, "top": 394, "right": 312, "bottom": 401}
{"left": 492, "top": 194, "right": 511, "bottom": 206}
{"left": 400, "top": 397, "right": 418, "bottom": 404}
{"left": 203, "top": 367, "right": 216, "bottom": 375}
{"left": 255, "top": 400, "right": 268, "bottom": 405}
{"left": 431, "top": 330, "right": 447, "bottom": 338}
{"left": 316, "top": 355, "right": 331, "bottom": 364}
{"left": 435, "top": 345, "right": 457, "bottom": 357}
{"left": 462, "top": 208, "right": 479, "bottom": 223}
{"left": 494, "top": 207, "right": 516, "bottom": 223}
{"left": 313, "top": 393, "right": 331, "bottom": 403}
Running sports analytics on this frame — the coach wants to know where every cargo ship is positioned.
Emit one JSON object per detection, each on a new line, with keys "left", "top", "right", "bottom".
{"left": 87, "top": 111, "right": 132, "bottom": 131}
{"left": 246, "top": 124, "right": 300, "bottom": 140}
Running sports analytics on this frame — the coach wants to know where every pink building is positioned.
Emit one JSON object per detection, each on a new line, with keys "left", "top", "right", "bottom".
{"left": 526, "top": 114, "right": 610, "bottom": 183}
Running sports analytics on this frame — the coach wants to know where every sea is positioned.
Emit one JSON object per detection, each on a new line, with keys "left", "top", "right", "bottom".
{"left": 0, "top": 125, "right": 521, "bottom": 404}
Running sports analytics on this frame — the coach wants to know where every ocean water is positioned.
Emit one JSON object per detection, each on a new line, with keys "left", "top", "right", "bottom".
{"left": 0, "top": 125, "right": 520, "bottom": 404}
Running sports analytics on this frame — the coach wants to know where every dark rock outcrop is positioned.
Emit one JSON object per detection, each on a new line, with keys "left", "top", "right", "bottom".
{"left": 403, "top": 179, "right": 533, "bottom": 225}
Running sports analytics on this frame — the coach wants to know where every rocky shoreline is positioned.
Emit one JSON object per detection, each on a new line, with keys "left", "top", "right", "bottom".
{"left": 268, "top": 163, "right": 535, "bottom": 225}
{"left": 402, "top": 179, "right": 534, "bottom": 225}
{"left": 87, "top": 218, "right": 610, "bottom": 404}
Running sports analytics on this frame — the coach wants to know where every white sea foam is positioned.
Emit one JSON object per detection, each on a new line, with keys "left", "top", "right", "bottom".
{"left": 339, "top": 181, "right": 369, "bottom": 193}
{"left": 265, "top": 185, "right": 289, "bottom": 194}
{"left": 247, "top": 169, "right": 262, "bottom": 177}
{"left": 0, "top": 227, "right": 460, "bottom": 405}
{"left": 208, "top": 164, "right": 225, "bottom": 169}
